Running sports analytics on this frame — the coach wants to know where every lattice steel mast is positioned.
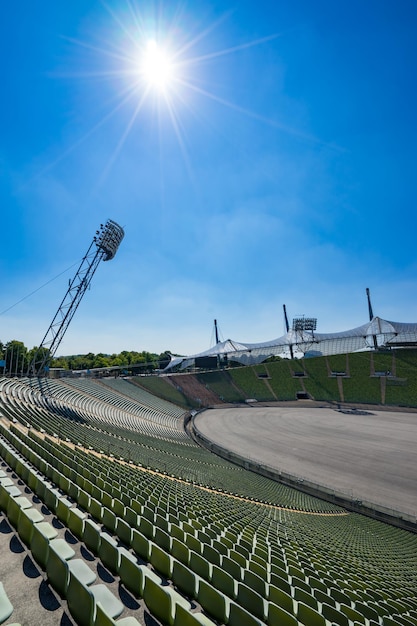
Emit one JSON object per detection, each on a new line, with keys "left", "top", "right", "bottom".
{"left": 283, "top": 304, "right": 294, "bottom": 359}
{"left": 366, "top": 287, "right": 378, "bottom": 349}
{"left": 28, "top": 219, "right": 124, "bottom": 377}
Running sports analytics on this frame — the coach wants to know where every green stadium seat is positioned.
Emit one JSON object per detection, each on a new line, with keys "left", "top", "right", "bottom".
{"left": 189, "top": 551, "right": 212, "bottom": 581}
{"left": 138, "top": 516, "right": 154, "bottom": 539}
{"left": 56, "top": 496, "right": 73, "bottom": 524}
{"left": 329, "top": 587, "right": 353, "bottom": 607}
{"left": 202, "top": 543, "right": 221, "bottom": 566}
{"left": 321, "top": 602, "right": 349, "bottom": 626}
{"left": 6, "top": 495, "right": 32, "bottom": 528}
{"left": 267, "top": 602, "right": 298, "bottom": 625}
{"left": 211, "top": 564, "right": 237, "bottom": 599}
{"left": 0, "top": 582, "right": 14, "bottom": 624}
{"left": 268, "top": 586, "right": 294, "bottom": 613}
{"left": 197, "top": 579, "right": 230, "bottom": 623}
{"left": 90, "top": 498, "right": 103, "bottom": 522}
{"left": 99, "top": 533, "right": 120, "bottom": 575}
{"left": 243, "top": 569, "right": 267, "bottom": 597}
{"left": 115, "top": 518, "right": 132, "bottom": 546}
{"left": 172, "top": 560, "right": 199, "bottom": 599}
{"left": 67, "top": 506, "right": 87, "bottom": 540}
{"left": 308, "top": 576, "right": 328, "bottom": 594}
{"left": 102, "top": 507, "right": 117, "bottom": 533}
{"left": 184, "top": 533, "right": 201, "bottom": 554}
{"left": 236, "top": 582, "right": 267, "bottom": 621}
{"left": 43, "top": 486, "right": 60, "bottom": 512}
{"left": 17, "top": 507, "right": 44, "bottom": 545}
{"left": 247, "top": 558, "right": 267, "bottom": 580}
{"left": 31, "top": 522, "right": 59, "bottom": 569}
{"left": 112, "top": 498, "right": 124, "bottom": 518}
{"left": 124, "top": 506, "right": 138, "bottom": 529}
{"left": 143, "top": 575, "right": 191, "bottom": 626}
{"left": 78, "top": 489, "right": 91, "bottom": 511}
{"left": 229, "top": 549, "right": 247, "bottom": 568}
{"left": 47, "top": 543, "right": 96, "bottom": 598}
{"left": 228, "top": 602, "right": 265, "bottom": 626}
{"left": 83, "top": 518, "right": 102, "bottom": 555}
{"left": 150, "top": 543, "right": 174, "bottom": 579}
{"left": 173, "top": 603, "right": 216, "bottom": 626}
{"left": 340, "top": 603, "right": 366, "bottom": 623}
{"left": 50, "top": 537, "right": 76, "bottom": 561}
{"left": 354, "top": 601, "right": 380, "bottom": 623}
{"left": 67, "top": 572, "right": 124, "bottom": 626}
{"left": 0, "top": 483, "right": 20, "bottom": 512}
{"left": 171, "top": 538, "right": 190, "bottom": 565}
{"left": 95, "top": 602, "right": 141, "bottom": 625}
{"left": 131, "top": 529, "right": 151, "bottom": 561}
{"left": 221, "top": 555, "right": 242, "bottom": 581}
{"left": 291, "top": 576, "right": 310, "bottom": 594}
{"left": 118, "top": 550, "right": 143, "bottom": 598}
{"left": 154, "top": 527, "right": 172, "bottom": 551}
{"left": 296, "top": 602, "right": 326, "bottom": 626}
{"left": 293, "top": 586, "right": 318, "bottom": 609}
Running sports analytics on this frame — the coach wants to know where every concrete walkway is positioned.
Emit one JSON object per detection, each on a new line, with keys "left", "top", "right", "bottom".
{"left": 194, "top": 405, "right": 417, "bottom": 517}
{"left": 0, "top": 459, "right": 159, "bottom": 626}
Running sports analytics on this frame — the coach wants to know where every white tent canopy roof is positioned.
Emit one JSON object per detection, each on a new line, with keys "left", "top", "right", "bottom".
{"left": 164, "top": 316, "right": 417, "bottom": 371}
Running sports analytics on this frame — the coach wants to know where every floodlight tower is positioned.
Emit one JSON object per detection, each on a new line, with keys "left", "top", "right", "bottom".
{"left": 214, "top": 319, "right": 220, "bottom": 344}
{"left": 366, "top": 287, "right": 374, "bottom": 321}
{"left": 292, "top": 316, "right": 317, "bottom": 355}
{"left": 283, "top": 304, "right": 294, "bottom": 359}
{"left": 28, "top": 219, "right": 125, "bottom": 377}
{"left": 366, "top": 287, "right": 378, "bottom": 349}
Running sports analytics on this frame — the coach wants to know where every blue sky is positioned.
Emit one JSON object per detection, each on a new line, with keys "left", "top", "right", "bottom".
{"left": 1, "top": 0, "right": 416, "bottom": 357}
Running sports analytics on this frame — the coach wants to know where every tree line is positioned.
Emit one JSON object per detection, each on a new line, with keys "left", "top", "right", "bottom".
{"left": 0, "top": 339, "right": 172, "bottom": 376}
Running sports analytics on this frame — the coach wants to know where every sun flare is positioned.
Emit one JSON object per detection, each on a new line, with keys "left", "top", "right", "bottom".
{"left": 53, "top": 3, "right": 279, "bottom": 187}
{"left": 140, "top": 39, "right": 175, "bottom": 91}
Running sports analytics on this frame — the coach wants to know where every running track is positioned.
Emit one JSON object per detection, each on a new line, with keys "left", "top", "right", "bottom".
{"left": 194, "top": 406, "right": 417, "bottom": 517}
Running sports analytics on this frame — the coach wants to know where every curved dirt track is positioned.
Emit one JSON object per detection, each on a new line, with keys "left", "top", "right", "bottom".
{"left": 194, "top": 405, "right": 417, "bottom": 516}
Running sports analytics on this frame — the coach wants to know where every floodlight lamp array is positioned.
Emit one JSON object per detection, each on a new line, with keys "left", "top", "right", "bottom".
{"left": 95, "top": 219, "right": 125, "bottom": 261}
{"left": 292, "top": 317, "right": 317, "bottom": 332}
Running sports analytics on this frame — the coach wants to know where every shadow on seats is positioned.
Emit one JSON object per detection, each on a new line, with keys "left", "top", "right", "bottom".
{"left": 38, "top": 579, "right": 61, "bottom": 611}
{"left": 10, "top": 534, "right": 25, "bottom": 553}
{"left": 81, "top": 545, "right": 95, "bottom": 561}
{"left": 0, "top": 518, "right": 12, "bottom": 534}
{"left": 97, "top": 562, "right": 115, "bottom": 583}
{"left": 23, "top": 554, "right": 42, "bottom": 579}
{"left": 118, "top": 582, "right": 140, "bottom": 610}
{"left": 64, "top": 529, "right": 78, "bottom": 545}
{"left": 60, "top": 612, "right": 74, "bottom": 626}
{"left": 144, "top": 611, "right": 162, "bottom": 626}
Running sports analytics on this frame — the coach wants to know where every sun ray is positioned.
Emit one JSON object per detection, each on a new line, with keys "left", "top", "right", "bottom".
{"left": 163, "top": 93, "right": 197, "bottom": 193}
{"left": 20, "top": 79, "right": 144, "bottom": 191}
{"left": 176, "top": 77, "right": 343, "bottom": 150}
{"left": 33, "top": 2, "right": 324, "bottom": 191}
{"left": 101, "top": 0, "right": 145, "bottom": 49}
{"left": 61, "top": 35, "right": 131, "bottom": 67}
{"left": 94, "top": 85, "right": 152, "bottom": 189}
{"left": 181, "top": 33, "right": 281, "bottom": 66}
{"left": 171, "top": 10, "right": 234, "bottom": 60}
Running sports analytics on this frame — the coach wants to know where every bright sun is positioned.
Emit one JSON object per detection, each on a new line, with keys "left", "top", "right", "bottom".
{"left": 140, "top": 39, "right": 175, "bottom": 91}
{"left": 58, "top": 6, "right": 279, "bottom": 185}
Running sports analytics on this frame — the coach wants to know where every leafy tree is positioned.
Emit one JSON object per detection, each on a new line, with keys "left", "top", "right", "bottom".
{"left": 52, "top": 357, "right": 69, "bottom": 369}
{"left": 93, "top": 355, "right": 111, "bottom": 368}
{"left": 4, "top": 340, "right": 28, "bottom": 375}
{"left": 26, "top": 345, "right": 50, "bottom": 375}
{"left": 0, "top": 336, "right": 175, "bottom": 376}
